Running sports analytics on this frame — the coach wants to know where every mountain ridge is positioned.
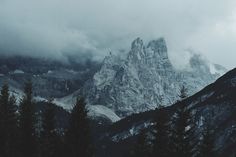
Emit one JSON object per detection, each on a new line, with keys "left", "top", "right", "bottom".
{"left": 76, "top": 37, "right": 227, "bottom": 118}
{"left": 0, "top": 38, "right": 227, "bottom": 122}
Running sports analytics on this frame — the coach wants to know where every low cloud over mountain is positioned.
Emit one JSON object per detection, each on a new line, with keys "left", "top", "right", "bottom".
{"left": 0, "top": 0, "right": 236, "bottom": 68}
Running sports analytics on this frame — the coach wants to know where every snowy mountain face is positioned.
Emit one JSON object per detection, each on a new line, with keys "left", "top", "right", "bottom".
{"left": 97, "top": 68, "right": 236, "bottom": 157}
{"left": 80, "top": 38, "right": 226, "bottom": 118}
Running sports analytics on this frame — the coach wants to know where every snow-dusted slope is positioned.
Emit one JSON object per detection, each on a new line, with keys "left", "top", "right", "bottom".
{"left": 79, "top": 38, "right": 226, "bottom": 117}
{"left": 88, "top": 105, "right": 121, "bottom": 123}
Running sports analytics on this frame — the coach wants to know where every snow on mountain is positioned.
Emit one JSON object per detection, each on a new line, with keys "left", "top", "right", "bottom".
{"left": 54, "top": 91, "right": 120, "bottom": 122}
{"left": 87, "top": 105, "right": 121, "bottom": 123}
{"left": 78, "top": 37, "right": 227, "bottom": 118}
{"left": 12, "top": 69, "right": 25, "bottom": 74}
{"left": 9, "top": 87, "right": 24, "bottom": 104}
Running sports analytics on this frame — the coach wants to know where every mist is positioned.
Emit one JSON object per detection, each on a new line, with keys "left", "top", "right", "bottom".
{"left": 0, "top": 0, "right": 236, "bottom": 68}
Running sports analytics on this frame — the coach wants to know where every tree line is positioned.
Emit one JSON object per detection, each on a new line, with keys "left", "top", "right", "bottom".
{"left": 0, "top": 81, "right": 93, "bottom": 157}
{"left": 0, "top": 81, "right": 216, "bottom": 157}
{"left": 130, "top": 86, "right": 215, "bottom": 157}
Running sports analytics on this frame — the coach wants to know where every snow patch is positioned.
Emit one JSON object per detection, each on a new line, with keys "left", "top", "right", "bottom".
{"left": 88, "top": 105, "right": 121, "bottom": 122}
{"left": 53, "top": 99, "right": 74, "bottom": 111}
{"left": 47, "top": 70, "right": 53, "bottom": 74}
{"left": 12, "top": 69, "right": 24, "bottom": 74}
{"left": 66, "top": 69, "right": 78, "bottom": 74}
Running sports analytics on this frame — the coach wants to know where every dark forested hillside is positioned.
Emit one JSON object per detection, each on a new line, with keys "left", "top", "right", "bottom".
{"left": 96, "top": 68, "right": 236, "bottom": 157}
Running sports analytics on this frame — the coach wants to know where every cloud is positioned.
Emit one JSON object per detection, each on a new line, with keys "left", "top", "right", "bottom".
{"left": 0, "top": 0, "right": 236, "bottom": 68}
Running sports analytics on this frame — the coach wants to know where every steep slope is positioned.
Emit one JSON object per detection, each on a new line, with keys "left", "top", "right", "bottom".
{"left": 97, "top": 68, "right": 236, "bottom": 157}
{"left": 80, "top": 37, "right": 226, "bottom": 118}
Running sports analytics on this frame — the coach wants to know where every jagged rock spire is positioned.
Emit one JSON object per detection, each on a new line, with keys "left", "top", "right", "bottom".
{"left": 131, "top": 37, "right": 144, "bottom": 50}
{"left": 82, "top": 37, "right": 225, "bottom": 118}
{"left": 147, "top": 38, "right": 168, "bottom": 59}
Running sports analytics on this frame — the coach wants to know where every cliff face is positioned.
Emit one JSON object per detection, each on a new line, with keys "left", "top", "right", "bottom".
{"left": 82, "top": 38, "right": 225, "bottom": 117}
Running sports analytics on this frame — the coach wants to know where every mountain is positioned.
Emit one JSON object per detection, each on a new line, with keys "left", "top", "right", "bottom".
{"left": 96, "top": 68, "right": 236, "bottom": 157}
{"left": 0, "top": 38, "right": 227, "bottom": 122}
{"left": 0, "top": 38, "right": 233, "bottom": 156}
{"left": 0, "top": 55, "right": 100, "bottom": 99}
{"left": 70, "top": 37, "right": 226, "bottom": 119}
{"left": 0, "top": 55, "right": 120, "bottom": 123}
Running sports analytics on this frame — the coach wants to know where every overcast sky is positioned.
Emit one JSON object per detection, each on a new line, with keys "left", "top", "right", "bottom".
{"left": 0, "top": 0, "right": 236, "bottom": 68}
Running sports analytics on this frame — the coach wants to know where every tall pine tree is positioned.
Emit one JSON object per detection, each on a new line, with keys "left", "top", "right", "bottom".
{"left": 152, "top": 108, "right": 170, "bottom": 157}
{"left": 0, "top": 83, "right": 18, "bottom": 157}
{"left": 170, "top": 86, "right": 196, "bottom": 157}
{"left": 18, "top": 80, "right": 37, "bottom": 157}
{"left": 65, "top": 98, "right": 93, "bottom": 157}
{"left": 40, "top": 101, "right": 60, "bottom": 157}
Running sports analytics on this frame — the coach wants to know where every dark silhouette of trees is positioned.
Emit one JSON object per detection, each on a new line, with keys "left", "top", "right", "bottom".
{"left": 170, "top": 86, "right": 196, "bottom": 157}
{"left": 152, "top": 108, "right": 170, "bottom": 157}
{"left": 65, "top": 98, "right": 93, "bottom": 157}
{"left": 18, "top": 80, "right": 37, "bottom": 157}
{"left": 0, "top": 83, "right": 18, "bottom": 157}
{"left": 40, "top": 101, "right": 60, "bottom": 157}
{"left": 0, "top": 81, "right": 220, "bottom": 157}
{"left": 171, "top": 104, "right": 196, "bottom": 157}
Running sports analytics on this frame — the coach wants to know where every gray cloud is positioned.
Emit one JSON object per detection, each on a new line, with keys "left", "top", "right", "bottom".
{"left": 0, "top": 0, "right": 236, "bottom": 68}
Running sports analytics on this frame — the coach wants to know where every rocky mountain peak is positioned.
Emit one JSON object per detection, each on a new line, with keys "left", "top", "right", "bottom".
{"left": 147, "top": 38, "right": 168, "bottom": 57}
{"left": 128, "top": 37, "right": 171, "bottom": 69}
{"left": 131, "top": 37, "right": 144, "bottom": 50}
{"left": 68, "top": 37, "right": 227, "bottom": 119}
{"left": 128, "top": 38, "right": 145, "bottom": 63}
{"left": 102, "top": 52, "right": 116, "bottom": 66}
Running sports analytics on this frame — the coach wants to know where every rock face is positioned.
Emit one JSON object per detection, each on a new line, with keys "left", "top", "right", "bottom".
{"left": 82, "top": 38, "right": 226, "bottom": 117}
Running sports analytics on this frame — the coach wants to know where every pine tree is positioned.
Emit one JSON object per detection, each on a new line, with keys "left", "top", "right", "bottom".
{"left": 40, "top": 101, "right": 60, "bottom": 157}
{"left": 130, "top": 130, "right": 150, "bottom": 157}
{"left": 170, "top": 86, "right": 196, "bottom": 157}
{"left": 152, "top": 108, "right": 170, "bottom": 157}
{"left": 18, "top": 80, "right": 37, "bottom": 157}
{"left": 65, "top": 98, "right": 93, "bottom": 157}
{"left": 171, "top": 104, "right": 196, "bottom": 157}
{"left": 0, "top": 83, "right": 9, "bottom": 157}
{"left": 198, "top": 123, "right": 215, "bottom": 157}
{"left": 0, "top": 83, "right": 18, "bottom": 157}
